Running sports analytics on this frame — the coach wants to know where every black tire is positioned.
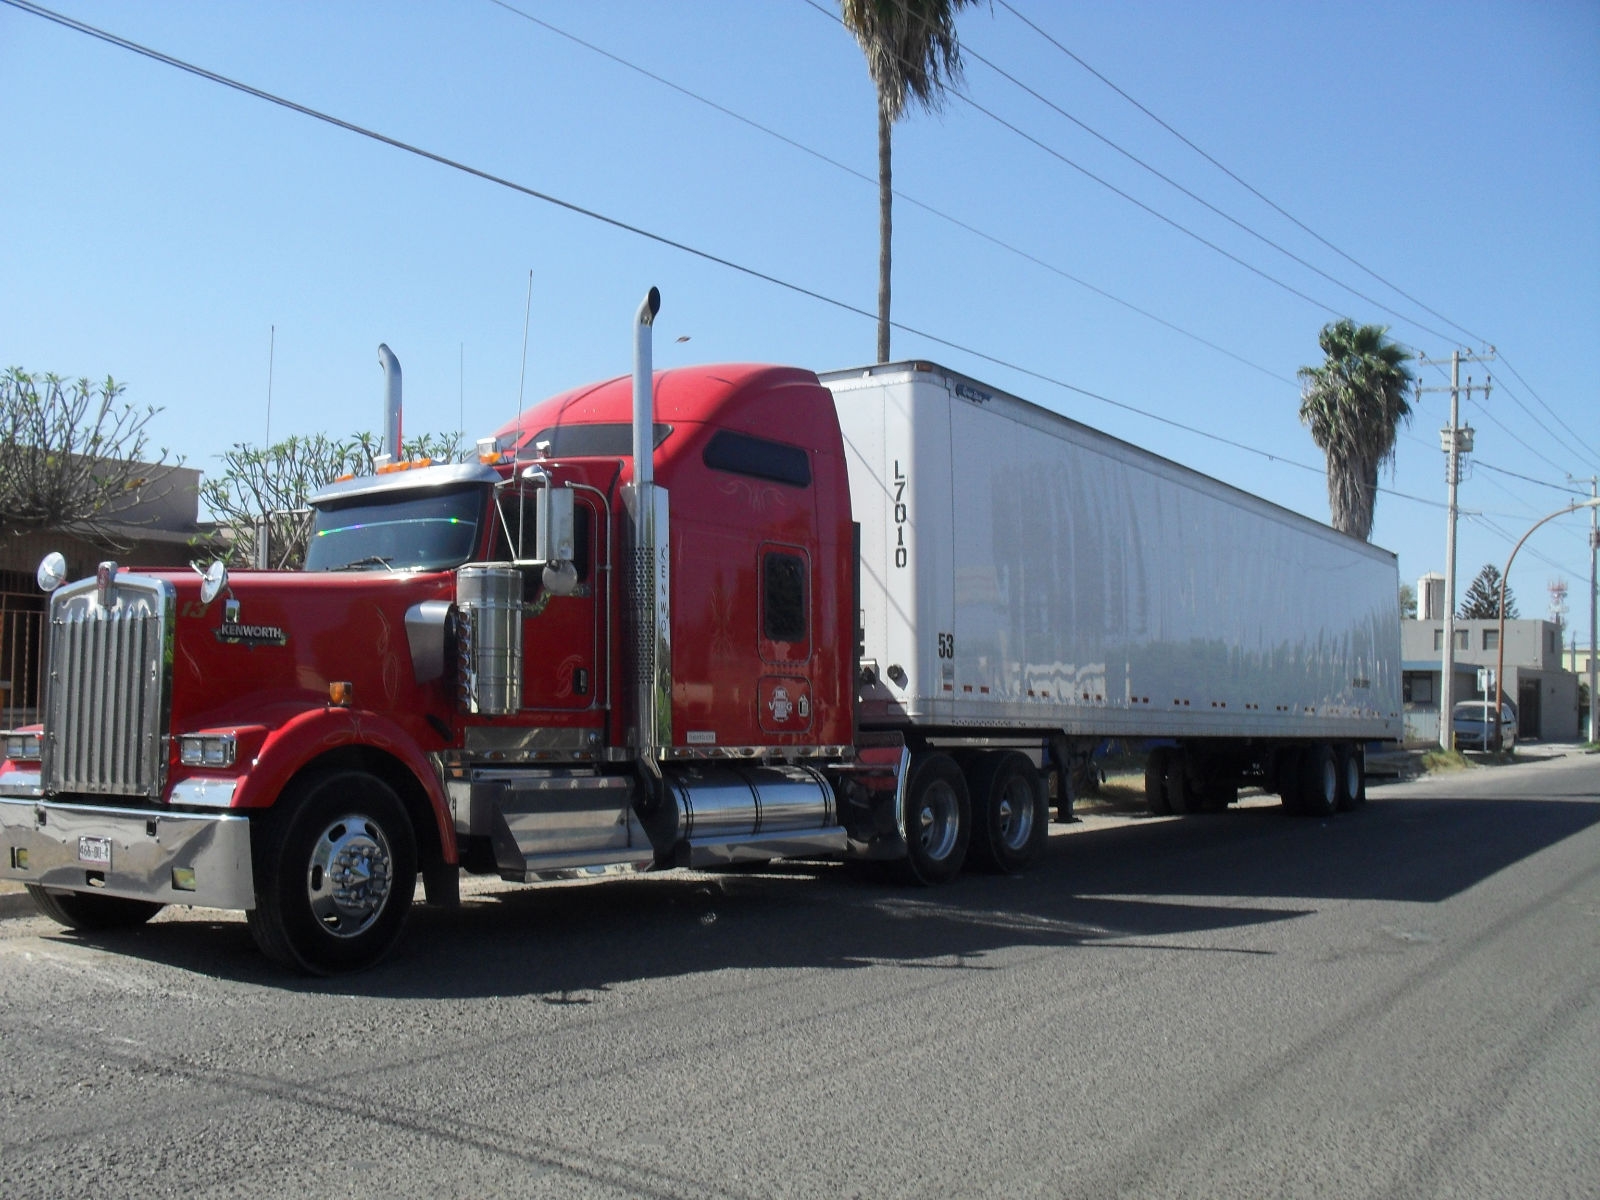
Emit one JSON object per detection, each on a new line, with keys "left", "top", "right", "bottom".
{"left": 1336, "top": 744, "right": 1366, "bottom": 811}
{"left": 26, "top": 885, "right": 163, "bottom": 930}
{"left": 967, "top": 751, "right": 1048, "bottom": 874}
{"left": 247, "top": 769, "right": 417, "bottom": 974}
{"left": 1299, "top": 744, "right": 1339, "bottom": 817}
{"left": 1144, "top": 747, "right": 1173, "bottom": 815}
{"left": 1165, "top": 751, "right": 1203, "bottom": 815}
{"left": 897, "top": 752, "right": 970, "bottom": 886}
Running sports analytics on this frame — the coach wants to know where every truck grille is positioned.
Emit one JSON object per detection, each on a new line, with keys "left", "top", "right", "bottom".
{"left": 42, "top": 572, "right": 172, "bottom": 799}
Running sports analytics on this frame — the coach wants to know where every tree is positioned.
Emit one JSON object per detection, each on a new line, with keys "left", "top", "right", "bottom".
{"left": 0, "top": 368, "right": 176, "bottom": 539}
{"left": 840, "top": 0, "right": 982, "bottom": 363}
{"left": 1459, "top": 563, "right": 1518, "bottom": 620}
{"left": 1399, "top": 582, "right": 1418, "bottom": 620}
{"left": 1296, "top": 320, "right": 1415, "bottom": 540}
{"left": 201, "top": 429, "right": 461, "bottom": 569}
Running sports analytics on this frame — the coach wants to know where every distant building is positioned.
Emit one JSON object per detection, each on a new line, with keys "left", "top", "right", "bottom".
{"left": 1401, "top": 617, "right": 1581, "bottom": 744}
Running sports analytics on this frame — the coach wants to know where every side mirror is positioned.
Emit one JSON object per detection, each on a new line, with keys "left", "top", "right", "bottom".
{"left": 36, "top": 552, "right": 67, "bottom": 593}
{"left": 536, "top": 487, "right": 575, "bottom": 566}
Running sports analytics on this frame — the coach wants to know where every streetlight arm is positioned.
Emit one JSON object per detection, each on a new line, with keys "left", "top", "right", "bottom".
{"left": 1496, "top": 497, "right": 1600, "bottom": 726}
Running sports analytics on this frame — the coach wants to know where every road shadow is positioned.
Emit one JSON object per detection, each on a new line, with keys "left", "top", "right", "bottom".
{"left": 48, "top": 783, "right": 1600, "bottom": 999}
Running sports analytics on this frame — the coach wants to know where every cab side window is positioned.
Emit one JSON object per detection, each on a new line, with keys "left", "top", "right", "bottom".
{"left": 760, "top": 547, "right": 810, "bottom": 662}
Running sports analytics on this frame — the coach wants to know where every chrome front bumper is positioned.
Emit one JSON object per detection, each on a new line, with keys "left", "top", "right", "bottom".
{"left": 0, "top": 792, "right": 256, "bottom": 911}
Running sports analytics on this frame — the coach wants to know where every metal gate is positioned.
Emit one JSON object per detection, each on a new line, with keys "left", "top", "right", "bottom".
{"left": 1, "top": 573, "right": 46, "bottom": 728}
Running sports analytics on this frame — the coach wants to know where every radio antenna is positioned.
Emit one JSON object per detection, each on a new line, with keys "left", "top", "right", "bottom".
{"left": 516, "top": 269, "right": 533, "bottom": 413}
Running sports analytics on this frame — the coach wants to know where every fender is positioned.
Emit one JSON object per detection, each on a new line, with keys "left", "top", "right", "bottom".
{"left": 230, "top": 705, "right": 456, "bottom": 863}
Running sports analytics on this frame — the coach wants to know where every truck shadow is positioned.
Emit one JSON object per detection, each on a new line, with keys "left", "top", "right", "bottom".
{"left": 57, "top": 789, "right": 1600, "bottom": 998}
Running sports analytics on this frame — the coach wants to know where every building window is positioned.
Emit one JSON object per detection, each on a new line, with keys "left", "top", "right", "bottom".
{"left": 1433, "top": 629, "right": 1442, "bottom": 651}
{"left": 1404, "top": 675, "right": 1434, "bottom": 705}
{"left": 1457, "top": 630, "right": 1468, "bottom": 650}
{"left": 1483, "top": 629, "right": 1498, "bottom": 651}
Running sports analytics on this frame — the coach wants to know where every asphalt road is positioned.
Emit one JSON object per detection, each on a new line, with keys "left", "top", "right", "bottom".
{"left": 2, "top": 753, "right": 1597, "bottom": 1199}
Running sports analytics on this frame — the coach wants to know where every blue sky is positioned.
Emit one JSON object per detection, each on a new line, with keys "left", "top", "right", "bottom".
{"left": 2, "top": 1, "right": 1597, "bottom": 641}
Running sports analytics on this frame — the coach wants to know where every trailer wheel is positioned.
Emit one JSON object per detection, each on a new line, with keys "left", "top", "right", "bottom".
{"left": 1144, "top": 748, "right": 1173, "bottom": 815}
{"left": 247, "top": 769, "right": 417, "bottom": 974}
{"left": 1337, "top": 745, "right": 1366, "bottom": 811}
{"left": 25, "top": 886, "right": 164, "bottom": 930}
{"left": 967, "top": 752, "right": 1048, "bottom": 874}
{"left": 1300, "top": 744, "right": 1339, "bottom": 817}
{"left": 897, "top": 752, "right": 970, "bottom": 886}
{"left": 1164, "top": 751, "right": 1203, "bottom": 815}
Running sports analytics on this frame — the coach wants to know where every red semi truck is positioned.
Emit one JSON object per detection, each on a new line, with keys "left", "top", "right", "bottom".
{"left": 1, "top": 291, "right": 1401, "bottom": 972}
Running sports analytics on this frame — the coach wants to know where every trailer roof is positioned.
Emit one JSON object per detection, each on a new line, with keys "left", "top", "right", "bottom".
{"left": 820, "top": 360, "right": 1399, "bottom": 565}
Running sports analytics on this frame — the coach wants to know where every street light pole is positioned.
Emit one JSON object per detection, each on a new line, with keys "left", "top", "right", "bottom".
{"left": 1495, "top": 496, "right": 1600, "bottom": 749}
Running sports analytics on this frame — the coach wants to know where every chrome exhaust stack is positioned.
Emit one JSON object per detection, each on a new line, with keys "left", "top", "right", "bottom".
{"left": 626, "top": 288, "right": 670, "bottom": 769}
{"left": 377, "top": 343, "right": 403, "bottom": 466}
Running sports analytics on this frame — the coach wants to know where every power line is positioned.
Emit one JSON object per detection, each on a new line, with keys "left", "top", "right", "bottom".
{"left": 954, "top": 45, "right": 1460, "bottom": 345}
{"left": 1497, "top": 351, "right": 1600, "bottom": 462}
{"left": 0, "top": 0, "right": 1301, "bottom": 468}
{"left": 984, "top": 1, "right": 1597, "bottom": 469}
{"left": 803, "top": 0, "right": 1367, "bottom": 329}
{"left": 1466, "top": 393, "right": 1587, "bottom": 480}
{"left": 994, "top": 0, "right": 1489, "bottom": 349}
{"left": 487, "top": 0, "right": 1294, "bottom": 386}
{"left": 0, "top": 0, "right": 1458, "bottom": 521}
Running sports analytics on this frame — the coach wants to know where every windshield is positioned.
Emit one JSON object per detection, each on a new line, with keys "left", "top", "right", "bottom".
{"left": 304, "top": 485, "right": 486, "bottom": 572}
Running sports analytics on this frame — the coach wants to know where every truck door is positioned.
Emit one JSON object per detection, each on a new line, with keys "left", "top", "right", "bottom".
{"left": 495, "top": 490, "right": 604, "bottom": 713}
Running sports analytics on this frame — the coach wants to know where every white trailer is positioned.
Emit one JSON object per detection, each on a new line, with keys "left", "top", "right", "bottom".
{"left": 821, "top": 362, "right": 1402, "bottom": 825}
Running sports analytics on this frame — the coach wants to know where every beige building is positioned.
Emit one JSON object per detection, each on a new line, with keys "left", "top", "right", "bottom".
{"left": 1401, "top": 617, "right": 1582, "bottom": 744}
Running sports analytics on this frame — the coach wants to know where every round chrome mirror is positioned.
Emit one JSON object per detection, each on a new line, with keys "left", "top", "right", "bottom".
{"left": 200, "top": 560, "right": 229, "bottom": 605}
{"left": 36, "top": 552, "right": 67, "bottom": 593}
{"left": 542, "top": 561, "right": 579, "bottom": 597}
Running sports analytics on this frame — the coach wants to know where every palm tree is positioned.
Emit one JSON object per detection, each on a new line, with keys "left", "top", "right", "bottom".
{"left": 840, "top": 0, "right": 981, "bottom": 363}
{"left": 1297, "top": 319, "right": 1415, "bottom": 540}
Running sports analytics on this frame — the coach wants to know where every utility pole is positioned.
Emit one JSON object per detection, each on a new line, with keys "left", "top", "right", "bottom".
{"left": 1572, "top": 473, "right": 1599, "bottom": 744}
{"left": 1417, "top": 348, "right": 1495, "bottom": 749}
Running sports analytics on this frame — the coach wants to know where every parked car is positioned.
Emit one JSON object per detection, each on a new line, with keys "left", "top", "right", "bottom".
{"left": 1452, "top": 699, "right": 1518, "bottom": 751}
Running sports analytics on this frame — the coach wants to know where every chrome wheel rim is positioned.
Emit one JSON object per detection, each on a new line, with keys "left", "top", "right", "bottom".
{"left": 915, "top": 781, "right": 960, "bottom": 863}
{"left": 306, "top": 814, "right": 394, "bottom": 938}
{"left": 995, "top": 774, "right": 1035, "bottom": 852}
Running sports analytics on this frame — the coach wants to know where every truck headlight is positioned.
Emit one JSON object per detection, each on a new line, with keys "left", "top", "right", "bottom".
{"left": 178, "top": 734, "right": 237, "bottom": 768}
{"left": 4, "top": 732, "right": 42, "bottom": 763}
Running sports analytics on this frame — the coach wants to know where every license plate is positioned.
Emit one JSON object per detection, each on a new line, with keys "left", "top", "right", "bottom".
{"left": 77, "top": 836, "right": 112, "bottom": 867}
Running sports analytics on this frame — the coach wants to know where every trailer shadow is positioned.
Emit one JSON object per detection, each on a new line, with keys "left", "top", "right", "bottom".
{"left": 50, "top": 786, "right": 1600, "bottom": 999}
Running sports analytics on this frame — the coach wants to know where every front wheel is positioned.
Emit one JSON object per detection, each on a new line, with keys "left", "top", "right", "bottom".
{"left": 26, "top": 886, "right": 163, "bottom": 930}
{"left": 247, "top": 769, "right": 417, "bottom": 974}
{"left": 897, "top": 752, "right": 971, "bottom": 886}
